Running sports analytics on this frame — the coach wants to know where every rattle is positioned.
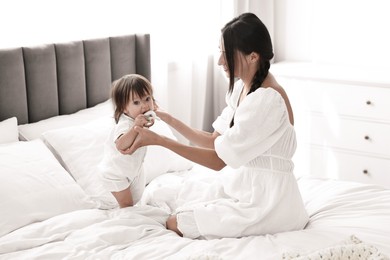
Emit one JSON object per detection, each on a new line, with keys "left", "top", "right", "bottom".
{"left": 144, "top": 110, "right": 157, "bottom": 127}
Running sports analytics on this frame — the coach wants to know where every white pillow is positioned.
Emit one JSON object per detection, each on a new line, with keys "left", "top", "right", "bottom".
{"left": 0, "top": 139, "right": 96, "bottom": 237}
{"left": 143, "top": 120, "right": 193, "bottom": 182}
{"left": 18, "top": 100, "right": 113, "bottom": 141}
{"left": 0, "top": 117, "right": 18, "bottom": 144}
{"left": 41, "top": 116, "right": 193, "bottom": 209}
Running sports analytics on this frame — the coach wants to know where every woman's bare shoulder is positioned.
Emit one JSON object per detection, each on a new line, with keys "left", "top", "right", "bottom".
{"left": 263, "top": 73, "right": 294, "bottom": 125}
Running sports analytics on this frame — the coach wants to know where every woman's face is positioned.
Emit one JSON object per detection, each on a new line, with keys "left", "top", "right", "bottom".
{"left": 217, "top": 37, "right": 249, "bottom": 79}
{"left": 217, "top": 38, "right": 229, "bottom": 76}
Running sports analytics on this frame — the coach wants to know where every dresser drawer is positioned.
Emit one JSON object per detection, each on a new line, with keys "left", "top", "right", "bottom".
{"left": 308, "top": 115, "right": 390, "bottom": 157}
{"left": 309, "top": 147, "right": 390, "bottom": 188}
{"left": 307, "top": 81, "right": 390, "bottom": 121}
{"left": 279, "top": 77, "right": 390, "bottom": 122}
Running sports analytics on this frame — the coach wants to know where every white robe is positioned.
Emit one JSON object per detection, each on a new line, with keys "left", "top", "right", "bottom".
{"left": 176, "top": 80, "right": 309, "bottom": 239}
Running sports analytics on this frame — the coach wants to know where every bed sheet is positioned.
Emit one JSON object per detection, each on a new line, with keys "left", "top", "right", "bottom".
{"left": 0, "top": 167, "right": 389, "bottom": 260}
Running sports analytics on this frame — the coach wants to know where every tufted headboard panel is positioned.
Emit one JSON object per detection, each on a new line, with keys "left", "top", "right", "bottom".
{"left": 0, "top": 34, "right": 150, "bottom": 124}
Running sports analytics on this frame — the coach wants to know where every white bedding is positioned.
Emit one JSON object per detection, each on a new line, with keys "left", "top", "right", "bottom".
{"left": 1, "top": 101, "right": 388, "bottom": 259}
{"left": 0, "top": 117, "right": 18, "bottom": 144}
{"left": 0, "top": 139, "right": 95, "bottom": 238}
{"left": 1, "top": 167, "right": 389, "bottom": 260}
{"left": 17, "top": 100, "right": 113, "bottom": 141}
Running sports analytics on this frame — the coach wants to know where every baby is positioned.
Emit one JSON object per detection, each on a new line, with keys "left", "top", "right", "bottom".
{"left": 99, "top": 74, "right": 156, "bottom": 208}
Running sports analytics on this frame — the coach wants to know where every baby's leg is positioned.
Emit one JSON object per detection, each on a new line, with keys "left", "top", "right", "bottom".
{"left": 130, "top": 171, "right": 146, "bottom": 205}
{"left": 166, "top": 215, "right": 183, "bottom": 236}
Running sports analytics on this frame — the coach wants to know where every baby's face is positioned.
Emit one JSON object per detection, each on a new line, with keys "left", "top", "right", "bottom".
{"left": 124, "top": 93, "right": 154, "bottom": 119}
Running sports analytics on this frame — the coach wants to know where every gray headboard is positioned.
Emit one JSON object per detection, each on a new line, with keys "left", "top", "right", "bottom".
{"left": 0, "top": 34, "right": 150, "bottom": 124}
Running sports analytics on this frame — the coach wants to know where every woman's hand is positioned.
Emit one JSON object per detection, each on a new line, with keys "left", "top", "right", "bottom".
{"left": 151, "top": 102, "right": 172, "bottom": 124}
{"left": 155, "top": 109, "right": 172, "bottom": 124}
{"left": 119, "top": 126, "right": 161, "bottom": 155}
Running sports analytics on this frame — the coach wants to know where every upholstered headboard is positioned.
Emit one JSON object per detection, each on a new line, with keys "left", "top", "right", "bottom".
{"left": 0, "top": 34, "right": 150, "bottom": 124}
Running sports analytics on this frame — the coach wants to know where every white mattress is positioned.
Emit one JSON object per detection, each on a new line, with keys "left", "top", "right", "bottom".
{"left": 1, "top": 166, "right": 389, "bottom": 260}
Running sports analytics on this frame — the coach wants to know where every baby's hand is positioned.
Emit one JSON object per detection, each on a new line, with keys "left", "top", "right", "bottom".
{"left": 134, "top": 114, "right": 148, "bottom": 127}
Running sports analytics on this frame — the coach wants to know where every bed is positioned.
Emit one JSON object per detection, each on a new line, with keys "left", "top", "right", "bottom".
{"left": 0, "top": 34, "right": 389, "bottom": 260}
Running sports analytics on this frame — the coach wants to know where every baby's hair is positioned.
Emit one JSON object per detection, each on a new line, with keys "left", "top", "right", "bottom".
{"left": 111, "top": 74, "right": 154, "bottom": 123}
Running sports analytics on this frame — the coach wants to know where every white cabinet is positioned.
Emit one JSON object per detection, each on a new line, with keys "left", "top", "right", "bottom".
{"left": 270, "top": 62, "right": 390, "bottom": 188}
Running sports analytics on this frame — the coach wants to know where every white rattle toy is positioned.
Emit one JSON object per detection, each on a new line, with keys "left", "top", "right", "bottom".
{"left": 144, "top": 110, "right": 157, "bottom": 127}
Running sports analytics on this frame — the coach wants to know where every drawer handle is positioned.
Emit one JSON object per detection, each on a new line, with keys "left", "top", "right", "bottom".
{"left": 364, "top": 135, "right": 370, "bottom": 140}
{"left": 363, "top": 169, "right": 368, "bottom": 174}
{"left": 366, "top": 100, "right": 372, "bottom": 105}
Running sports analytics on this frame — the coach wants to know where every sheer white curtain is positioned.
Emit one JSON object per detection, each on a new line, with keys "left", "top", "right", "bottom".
{"left": 149, "top": 1, "right": 235, "bottom": 136}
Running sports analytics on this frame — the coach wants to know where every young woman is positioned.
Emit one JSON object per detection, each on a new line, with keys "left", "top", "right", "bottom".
{"left": 100, "top": 74, "right": 156, "bottom": 208}
{"left": 124, "top": 13, "right": 309, "bottom": 239}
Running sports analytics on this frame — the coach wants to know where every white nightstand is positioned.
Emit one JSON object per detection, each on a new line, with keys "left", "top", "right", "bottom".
{"left": 271, "top": 61, "right": 390, "bottom": 188}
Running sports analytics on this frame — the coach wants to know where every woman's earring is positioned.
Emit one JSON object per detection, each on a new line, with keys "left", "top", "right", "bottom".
{"left": 250, "top": 53, "right": 259, "bottom": 63}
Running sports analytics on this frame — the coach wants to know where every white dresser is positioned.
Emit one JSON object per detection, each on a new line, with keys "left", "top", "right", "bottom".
{"left": 270, "top": 62, "right": 390, "bottom": 188}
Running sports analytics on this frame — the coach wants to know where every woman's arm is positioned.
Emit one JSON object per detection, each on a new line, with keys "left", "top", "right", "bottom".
{"left": 156, "top": 110, "right": 219, "bottom": 149}
{"left": 127, "top": 126, "right": 226, "bottom": 171}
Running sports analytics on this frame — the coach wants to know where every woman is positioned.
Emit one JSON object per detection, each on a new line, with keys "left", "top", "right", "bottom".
{"left": 126, "top": 12, "right": 309, "bottom": 239}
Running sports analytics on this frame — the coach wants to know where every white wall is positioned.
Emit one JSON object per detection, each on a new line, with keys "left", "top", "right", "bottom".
{"left": 0, "top": 0, "right": 145, "bottom": 48}
{"left": 274, "top": 0, "right": 390, "bottom": 68}
{"left": 0, "top": 0, "right": 224, "bottom": 49}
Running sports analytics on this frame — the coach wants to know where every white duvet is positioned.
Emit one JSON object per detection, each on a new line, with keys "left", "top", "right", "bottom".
{"left": 1, "top": 169, "right": 390, "bottom": 260}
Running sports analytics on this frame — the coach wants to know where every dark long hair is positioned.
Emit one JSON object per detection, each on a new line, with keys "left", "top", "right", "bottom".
{"left": 221, "top": 12, "right": 274, "bottom": 95}
{"left": 111, "top": 74, "right": 153, "bottom": 123}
